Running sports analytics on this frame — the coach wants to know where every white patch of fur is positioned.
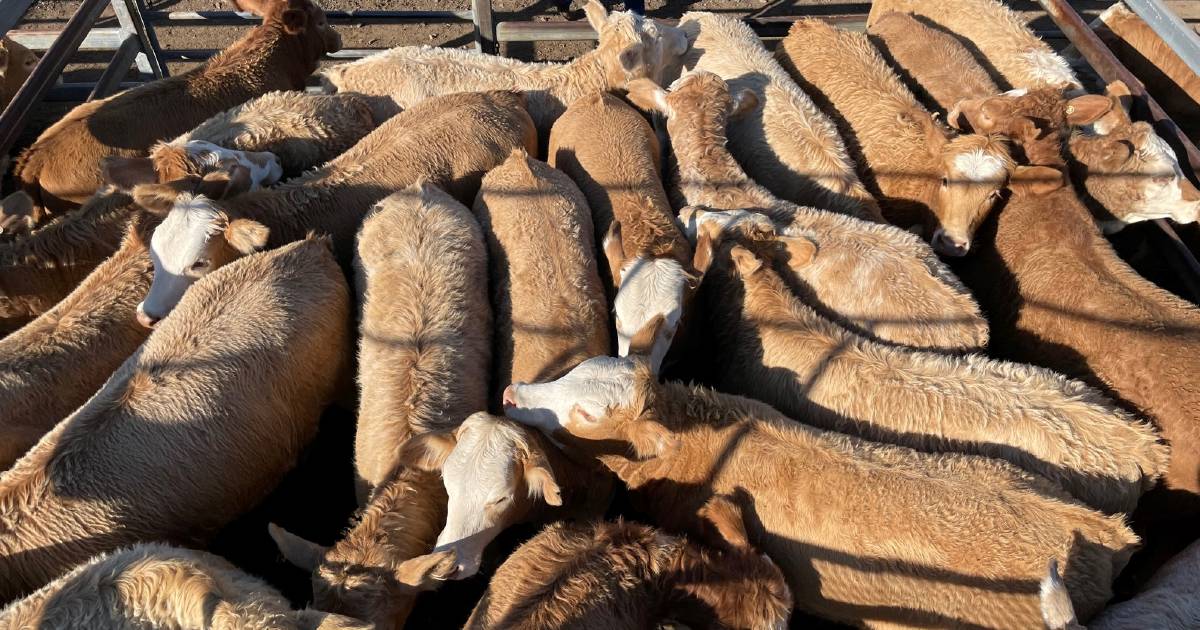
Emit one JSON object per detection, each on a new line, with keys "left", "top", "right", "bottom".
{"left": 1003, "top": 88, "right": 1029, "bottom": 97}
{"left": 1131, "top": 134, "right": 1200, "bottom": 224}
{"left": 434, "top": 413, "right": 522, "bottom": 577}
{"left": 1019, "top": 50, "right": 1080, "bottom": 89}
{"left": 506, "top": 356, "right": 638, "bottom": 436}
{"left": 953, "top": 149, "right": 1007, "bottom": 182}
{"left": 142, "top": 196, "right": 224, "bottom": 319}
{"left": 678, "top": 207, "right": 775, "bottom": 244}
{"left": 614, "top": 256, "right": 688, "bottom": 372}
{"left": 174, "top": 140, "right": 283, "bottom": 189}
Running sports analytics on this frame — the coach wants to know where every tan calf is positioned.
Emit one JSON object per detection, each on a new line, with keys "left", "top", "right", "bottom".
{"left": 319, "top": 1, "right": 687, "bottom": 135}
{"left": 5, "top": 0, "right": 339, "bottom": 229}
{"left": 547, "top": 91, "right": 694, "bottom": 371}
{"left": 465, "top": 510, "right": 791, "bottom": 629}
{"left": 505, "top": 356, "right": 1139, "bottom": 628}
{"left": 868, "top": 11, "right": 1001, "bottom": 114}
{"left": 0, "top": 37, "right": 36, "bottom": 112}
{"left": 131, "top": 89, "right": 535, "bottom": 327}
{"left": 778, "top": 19, "right": 1013, "bottom": 256}
{"left": 0, "top": 237, "right": 350, "bottom": 601}
{"left": 866, "top": 0, "right": 1082, "bottom": 91}
{"left": 351, "top": 182, "right": 491, "bottom": 497}
{"left": 696, "top": 238, "right": 1165, "bottom": 514}
{"left": 396, "top": 412, "right": 611, "bottom": 579}
{"left": 671, "top": 11, "right": 883, "bottom": 220}
{"left": 626, "top": 71, "right": 989, "bottom": 353}
{"left": 0, "top": 543, "right": 369, "bottom": 629}
{"left": 270, "top": 467, "right": 451, "bottom": 630}
{"left": 472, "top": 149, "right": 610, "bottom": 401}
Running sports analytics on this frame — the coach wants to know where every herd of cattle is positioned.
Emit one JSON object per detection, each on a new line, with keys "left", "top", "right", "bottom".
{"left": 0, "top": 0, "right": 1199, "bottom": 627}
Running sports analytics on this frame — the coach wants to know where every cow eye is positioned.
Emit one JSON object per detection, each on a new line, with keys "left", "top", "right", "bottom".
{"left": 941, "top": 176, "right": 949, "bottom": 187}
{"left": 191, "top": 259, "right": 210, "bottom": 271}
{"left": 487, "top": 496, "right": 510, "bottom": 508}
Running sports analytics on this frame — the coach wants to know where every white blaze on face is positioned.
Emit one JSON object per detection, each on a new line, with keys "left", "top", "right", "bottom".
{"left": 141, "top": 196, "right": 223, "bottom": 322}
{"left": 434, "top": 415, "right": 528, "bottom": 578}
{"left": 953, "top": 149, "right": 1007, "bottom": 183}
{"left": 505, "top": 356, "right": 638, "bottom": 436}
{"left": 176, "top": 140, "right": 283, "bottom": 188}
{"left": 1019, "top": 50, "right": 1080, "bottom": 90}
{"left": 614, "top": 256, "right": 687, "bottom": 372}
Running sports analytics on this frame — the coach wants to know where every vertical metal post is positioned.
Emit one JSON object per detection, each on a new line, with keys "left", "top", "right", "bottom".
{"left": 89, "top": 34, "right": 141, "bottom": 100}
{"left": 471, "top": 0, "right": 496, "bottom": 54}
{"left": 110, "top": 0, "right": 166, "bottom": 79}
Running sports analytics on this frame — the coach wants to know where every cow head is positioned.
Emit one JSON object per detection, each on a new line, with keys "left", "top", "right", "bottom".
{"left": 627, "top": 70, "right": 760, "bottom": 142}
{"left": 269, "top": 522, "right": 457, "bottom": 630}
{"left": 503, "top": 355, "right": 676, "bottom": 461}
{"left": 131, "top": 170, "right": 269, "bottom": 328}
{"left": 896, "top": 107, "right": 1012, "bottom": 256}
{"left": 586, "top": 0, "right": 688, "bottom": 90}
{"left": 1065, "top": 83, "right": 1200, "bottom": 231}
{"left": 396, "top": 413, "right": 564, "bottom": 579}
{"left": 103, "top": 141, "right": 282, "bottom": 191}
{"left": 232, "top": 0, "right": 341, "bottom": 66}
{"left": 933, "top": 132, "right": 1013, "bottom": 256}
{"left": 0, "top": 37, "right": 38, "bottom": 109}
{"left": 0, "top": 191, "right": 36, "bottom": 236}
{"left": 605, "top": 219, "right": 715, "bottom": 374}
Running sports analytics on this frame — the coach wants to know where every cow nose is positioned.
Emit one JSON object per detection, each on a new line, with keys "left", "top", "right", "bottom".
{"left": 502, "top": 385, "right": 517, "bottom": 408}
{"left": 934, "top": 233, "right": 970, "bottom": 257}
{"left": 135, "top": 303, "right": 160, "bottom": 329}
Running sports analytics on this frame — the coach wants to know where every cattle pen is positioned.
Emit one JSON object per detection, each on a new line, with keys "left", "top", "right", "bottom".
{"left": 3, "top": 0, "right": 1200, "bottom": 299}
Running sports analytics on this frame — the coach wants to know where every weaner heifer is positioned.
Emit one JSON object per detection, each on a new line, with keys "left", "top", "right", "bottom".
{"left": 464, "top": 511, "right": 792, "bottom": 629}
{"left": 263, "top": 183, "right": 493, "bottom": 630}
{"left": 696, "top": 238, "right": 1165, "bottom": 514}
{"left": 3, "top": 0, "right": 339, "bottom": 229}
{"left": 778, "top": 19, "right": 1013, "bottom": 257}
{"left": 0, "top": 543, "right": 371, "bottom": 629}
{"left": 947, "top": 96, "right": 1200, "bottom": 576}
{"left": 0, "top": 237, "right": 350, "bottom": 602}
{"left": 131, "top": 89, "right": 535, "bottom": 326}
{"left": 105, "top": 91, "right": 378, "bottom": 186}
{"left": 505, "top": 355, "right": 1139, "bottom": 628}
{"left": 670, "top": 11, "right": 883, "bottom": 220}
{"left": 0, "top": 37, "right": 36, "bottom": 113}
{"left": 319, "top": 1, "right": 687, "bottom": 136}
{"left": 472, "top": 150, "right": 610, "bottom": 401}
{"left": 626, "top": 71, "right": 989, "bottom": 353}
{"left": 868, "top": 11, "right": 1001, "bottom": 115}
{"left": 547, "top": 91, "right": 696, "bottom": 371}
{"left": 0, "top": 173, "right": 253, "bottom": 469}
{"left": 866, "top": 0, "right": 1082, "bottom": 91}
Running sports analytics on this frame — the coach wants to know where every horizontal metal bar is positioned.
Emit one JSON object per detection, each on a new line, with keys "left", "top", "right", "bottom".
{"left": 145, "top": 9, "right": 473, "bottom": 23}
{"left": 159, "top": 48, "right": 382, "bottom": 61}
{"left": 8, "top": 28, "right": 124, "bottom": 52}
{"left": 0, "top": 0, "right": 111, "bottom": 157}
{"left": 49, "top": 81, "right": 142, "bottom": 101}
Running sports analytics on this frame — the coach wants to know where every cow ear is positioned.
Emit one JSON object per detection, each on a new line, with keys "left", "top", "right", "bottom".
{"left": 132, "top": 182, "right": 187, "bottom": 216}
{"left": 1012, "top": 165, "right": 1066, "bottom": 196}
{"left": 523, "top": 458, "right": 563, "bottom": 507}
{"left": 692, "top": 230, "right": 716, "bottom": 278}
{"left": 103, "top": 156, "right": 158, "bottom": 189}
{"left": 1106, "top": 81, "right": 1133, "bottom": 115}
{"left": 628, "top": 419, "right": 677, "bottom": 459}
{"left": 397, "top": 431, "right": 457, "bottom": 472}
{"left": 778, "top": 235, "right": 817, "bottom": 269}
{"left": 728, "top": 244, "right": 763, "bottom": 276}
{"left": 729, "top": 89, "right": 760, "bottom": 120}
{"left": 603, "top": 220, "right": 626, "bottom": 287}
{"left": 627, "top": 313, "right": 666, "bottom": 359}
{"left": 268, "top": 523, "right": 328, "bottom": 572}
{"left": 394, "top": 550, "right": 459, "bottom": 591}
{"left": 202, "top": 165, "right": 252, "bottom": 199}
{"left": 281, "top": 7, "right": 308, "bottom": 35}
{"left": 697, "top": 494, "right": 752, "bottom": 552}
{"left": 584, "top": 0, "right": 608, "bottom": 32}
{"left": 1064, "top": 94, "right": 1113, "bottom": 126}
{"left": 625, "top": 79, "right": 669, "bottom": 115}
{"left": 224, "top": 218, "right": 270, "bottom": 255}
